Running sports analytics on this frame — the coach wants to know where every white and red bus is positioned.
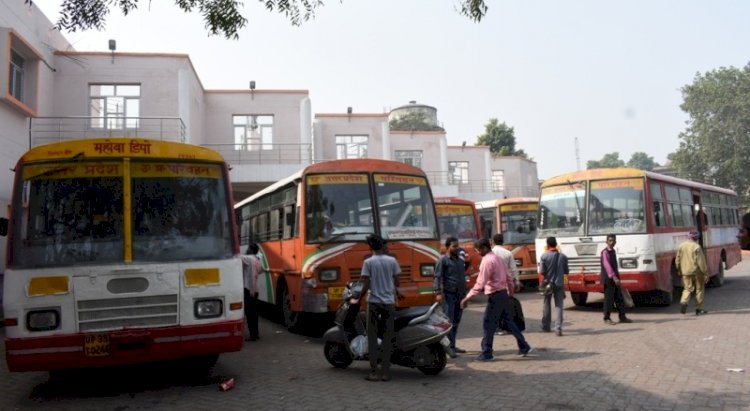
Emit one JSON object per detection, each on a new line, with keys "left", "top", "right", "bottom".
{"left": 0, "top": 138, "right": 243, "bottom": 372}
{"left": 536, "top": 168, "right": 741, "bottom": 306}
{"left": 434, "top": 197, "right": 481, "bottom": 284}
{"left": 476, "top": 197, "right": 539, "bottom": 285}
{"left": 234, "top": 159, "right": 441, "bottom": 330}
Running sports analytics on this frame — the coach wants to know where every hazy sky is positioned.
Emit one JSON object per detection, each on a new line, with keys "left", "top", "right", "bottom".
{"left": 35, "top": 0, "right": 750, "bottom": 179}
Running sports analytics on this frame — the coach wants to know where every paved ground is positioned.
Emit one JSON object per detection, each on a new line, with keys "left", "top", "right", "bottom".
{"left": 1, "top": 257, "right": 749, "bottom": 411}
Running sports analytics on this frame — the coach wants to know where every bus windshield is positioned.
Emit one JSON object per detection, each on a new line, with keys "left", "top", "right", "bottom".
{"left": 374, "top": 174, "right": 438, "bottom": 241}
{"left": 10, "top": 160, "right": 233, "bottom": 268}
{"left": 436, "top": 204, "right": 477, "bottom": 242}
{"left": 538, "top": 183, "right": 586, "bottom": 236}
{"left": 305, "top": 173, "right": 375, "bottom": 243}
{"left": 588, "top": 178, "right": 646, "bottom": 235}
{"left": 501, "top": 209, "right": 537, "bottom": 244}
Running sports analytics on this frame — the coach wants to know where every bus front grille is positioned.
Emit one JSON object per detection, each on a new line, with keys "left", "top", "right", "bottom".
{"left": 77, "top": 294, "right": 179, "bottom": 332}
{"left": 567, "top": 256, "right": 602, "bottom": 274}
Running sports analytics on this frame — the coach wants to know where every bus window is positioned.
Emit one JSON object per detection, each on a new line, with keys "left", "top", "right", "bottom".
{"left": 374, "top": 174, "right": 437, "bottom": 240}
{"left": 588, "top": 179, "right": 645, "bottom": 235}
{"left": 538, "top": 183, "right": 586, "bottom": 236}
{"left": 305, "top": 173, "right": 374, "bottom": 242}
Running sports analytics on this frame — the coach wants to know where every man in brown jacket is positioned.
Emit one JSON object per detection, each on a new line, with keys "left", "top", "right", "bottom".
{"left": 676, "top": 230, "right": 708, "bottom": 316}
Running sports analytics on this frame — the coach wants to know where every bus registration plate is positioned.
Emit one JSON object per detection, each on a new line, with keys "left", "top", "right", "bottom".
{"left": 328, "top": 287, "right": 344, "bottom": 300}
{"left": 84, "top": 334, "right": 110, "bottom": 357}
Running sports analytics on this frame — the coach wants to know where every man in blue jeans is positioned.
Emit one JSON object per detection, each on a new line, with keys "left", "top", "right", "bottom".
{"left": 433, "top": 236, "right": 467, "bottom": 358}
{"left": 460, "top": 238, "right": 533, "bottom": 361}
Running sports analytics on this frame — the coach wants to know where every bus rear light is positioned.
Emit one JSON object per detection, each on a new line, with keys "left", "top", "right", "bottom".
{"left": 28, "top": 276, "right": 69, "bottom": 296}
{"left": 185, "top": 268, "right": 220, "bottom": 286}
{"left": 26, "top": 309, "right": 60, "bottom": 331}
{"left": 3, "top": 318, "right": 18, "bottom": 327}
{"left": 229, "top": 302, "right": 243, "bottom": 311}
{"left": 619, "top": 258, "right": 638, "bottom": 269}
{"left": 420, "top": 264, "right": 435, "bottom": 277}
{"left": 194, "top": 299, "right": 223, "bottom": 319}
{"left": 318, "top": 269, "right": 338, "bottom": 282}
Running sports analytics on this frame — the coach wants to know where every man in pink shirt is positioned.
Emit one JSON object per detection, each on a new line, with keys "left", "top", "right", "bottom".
{"left": 461, "top": 238, "right": 533, "bottom": 361}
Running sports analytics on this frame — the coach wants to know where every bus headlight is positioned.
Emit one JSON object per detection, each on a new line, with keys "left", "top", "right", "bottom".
{"left": 194, "top": 299, "right": 223, "bottom": 319}
{"left": 26, "top": 309, "right": 60, "bottom": 331}
{"left": 514, "top": 259, "right": 523, "bottom": 267}
{"left": 619, "top": 258, "right": 638, "bottom": 269}
{"left": 318, "top": 269, "right": 339, "bottom": 282}
{"left": 420, "top": 264, "right": 435, "bottom": 277}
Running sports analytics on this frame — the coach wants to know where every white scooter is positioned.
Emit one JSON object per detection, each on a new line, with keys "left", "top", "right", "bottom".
{"left": 322, "top": 282, "right": 452, "bottom": 375}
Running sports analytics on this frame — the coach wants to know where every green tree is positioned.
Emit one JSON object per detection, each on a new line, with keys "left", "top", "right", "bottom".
{"left": 669, "top": 64, "right": 750, "bottom": 205}
{"left": 389, "top": 111, "right": 444, "bottom": 132}
{"left": 475, "top": 118, "right": 528, "bottom": 158}
{"left": 40, "top": 0, "right": 489, "bottom": 39}
{"left": 586, "top": 152, "right": 625, "bottom": 169}
{"left": 626, "top": 152, "right": 658, "bottom": 171}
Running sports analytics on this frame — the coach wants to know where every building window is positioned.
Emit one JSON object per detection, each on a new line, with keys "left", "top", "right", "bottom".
{"left": 448, "top": 161, "right": 469, "bottom": 185}
{"left": 89, "top": 84, "right": 141, "bottom": 129}
{"left": 492, "top": 170, "right": 505, "bottom": 192}
{"left": 234, "top": 115, "right": 274, "bottom": 151}
{"left": 394, "top": 150, "right": 423, "bottom": 168}
{"left": 9, "top": 50, "right": 24, "bottom": 101}
{"left": 335, "top": 135, "right": 368, "bottom": 159}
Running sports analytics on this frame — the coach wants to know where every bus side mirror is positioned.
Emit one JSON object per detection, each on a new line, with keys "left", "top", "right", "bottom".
{"left": 0, "top": 217, "right": 8, "bottom": 236}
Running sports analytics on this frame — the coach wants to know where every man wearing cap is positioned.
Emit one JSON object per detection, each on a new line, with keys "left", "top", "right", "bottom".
{"left": 676, "top": 230, "right": 709, "bottom": 315}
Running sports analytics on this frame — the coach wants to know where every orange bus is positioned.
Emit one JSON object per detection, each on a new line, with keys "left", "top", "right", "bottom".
{"left": 536, "top": 168, "right": 742, "bottom": 306}
{"left": 434, "top": 197, "right": 481, "bottom": 283}
{"left": 0, "top": 138, "right": 243, "bottom": 372}
{"left": 234, "top": 159, "right": 440, "bottom": 330}
{"left": 475, "top": 197, "right": 539, "bottom": 285}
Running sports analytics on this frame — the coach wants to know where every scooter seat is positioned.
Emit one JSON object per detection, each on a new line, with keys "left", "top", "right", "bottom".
{"left": 393, "top": 305, "right": 430, "bottom": 331}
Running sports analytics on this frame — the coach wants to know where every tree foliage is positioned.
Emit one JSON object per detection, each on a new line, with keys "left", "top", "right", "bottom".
{"left": 34, "top": 0, "right": 489, "bottom": 39}
{"left": 586, "top": 152, "right": 625, "bottom": 169}
{"left": 389, "top": 111, "right": 444, "bottom": 132}
{"left": 669, "top": 64, "right": 750, "bottom": 205}
{"left": 475, "top": 118, "right": 528, "bottom": 158}
{"left": 626, "top": 152, "right": 658, "bottom": 171}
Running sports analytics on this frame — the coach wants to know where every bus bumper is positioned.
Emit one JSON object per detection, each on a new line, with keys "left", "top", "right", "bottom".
{"left": 565, "top": 272, "right": 660, "bottom": 293}
{"left": 4, "top": 320, "right": 244, "bottom": 372}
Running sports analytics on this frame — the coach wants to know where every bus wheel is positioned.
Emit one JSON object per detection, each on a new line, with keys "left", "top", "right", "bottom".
{"left": 570, "top": 292, "right": 588, "bottom": 306}
{"left": 710, "top": 260, "right": 725, "bottom": 288}
{"left": 324, "top": 341, "right": 353, "bottom": 369}
{"left": 281, "top": 287, "right": 300, "bottom": 330}
{"left": 657, "top": 290, "right": 673, "bottom": 306}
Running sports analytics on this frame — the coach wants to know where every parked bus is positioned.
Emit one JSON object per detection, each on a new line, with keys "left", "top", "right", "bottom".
{"left": 234, "top": 159, "right": 440, "bottom": 330}
{"left": 475, "top": 197, "right": 539, "bottom": 285}
{"left": 536, "top": 168, "right": 742, "bottom": 306}
{"left": 434, "top": 197, "right": 481, "bottom": 283}
{"left": 0, "top": 138, "right": 243, "bottom": 372}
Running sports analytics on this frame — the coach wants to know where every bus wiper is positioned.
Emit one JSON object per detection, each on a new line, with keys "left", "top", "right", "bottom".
{"left": 317, "top": 231, "right": 372, "bottom": 249}
{"left": 566, "top": 179, "right": 584, "bottom": 225}
{"left": 26, "top": 152, "right": 85, "bottom": 180}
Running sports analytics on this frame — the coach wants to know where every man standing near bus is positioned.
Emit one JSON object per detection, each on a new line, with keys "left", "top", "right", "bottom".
{"left": 434, "top": 236, "right": 467, "bottom": 358}
{"left": 600, "top": 234, "right": 633, "bottom": 325}
{"left": 538, "top": 236, "right": 569, "bottom": 336}
{"left": 676, "top": 230, "right": 709, "bottom": 316}
{"left": 353, "top": 234, "right": 402, "bottom": 382}
{"left": 460, "top": 238, "right": 532, "bottom": 361}
{"left": 241, "top": 243, "right": 262, "bottom": 341}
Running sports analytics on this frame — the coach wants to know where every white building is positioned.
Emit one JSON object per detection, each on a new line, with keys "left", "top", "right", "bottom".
{"left": 0, "top": 2, "right": 539, "bottom": 274}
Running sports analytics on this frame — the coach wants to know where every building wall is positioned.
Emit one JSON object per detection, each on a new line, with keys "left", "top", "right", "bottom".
{"left": 313, "top": 113, "right": 388, "bottom": 162}
{"left": 490, "top": 156, "right": 540, "bottom": 198}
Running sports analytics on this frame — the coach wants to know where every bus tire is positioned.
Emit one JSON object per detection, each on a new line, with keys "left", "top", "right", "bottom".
{"left": 280, "top": 285, "right": 300, "bottom": 331}
{"left": 570, "top": 292, "right": 588, "bottom": 306}
{"left": 710, "top": 260, "right": 725, "bottom": 288}
{"left": 324, "top": 341, "right": 353, "bottom": 369}
{"left": 657, "top": 289, "right": 673, "bottom": 306}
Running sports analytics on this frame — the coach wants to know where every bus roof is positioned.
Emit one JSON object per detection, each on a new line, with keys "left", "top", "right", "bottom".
{"left": 541, "top": 168, "right": 737, "bottom": 196}
{"left": 235, "top": 158, "right": 430, "bottom": 208}
{"left": 20, "top": 138, "right": 225, "bottom": 163}
{"left": 435, "top": 197, "right": 476, "bottom": 206}
{"left": 475, "top": 197, "right": 539, "bottom": 209}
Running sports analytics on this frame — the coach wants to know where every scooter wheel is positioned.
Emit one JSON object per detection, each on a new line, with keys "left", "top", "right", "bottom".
{"left": 416, "top": 343, "right": 447, "bottom": 375}
{"left": 324, "top": 341, "right": 353, "bottom": 369}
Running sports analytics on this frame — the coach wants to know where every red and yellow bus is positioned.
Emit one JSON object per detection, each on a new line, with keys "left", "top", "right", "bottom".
{"left": 0, "top": 138, "right": 243, "bottom": 372}
{"left": 434, "top": 197, "right": 481, "bottom": 283}
{"left": 234, "top": 159, "right": 440, "bottom": 329}
{"left": 536, "top": 168, "right": 741, "bottom": 306}
{"left": 475, "top": 197, "right": 539, "bottom": 285}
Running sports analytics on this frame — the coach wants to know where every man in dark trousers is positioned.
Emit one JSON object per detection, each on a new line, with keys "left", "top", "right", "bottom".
{"left": 600, "top": 234, "right": 633, "bottom": 325}
{"left": 538, "top": 236, "right": 569, "bottom": 336}
{"left": 351, "top": 234, "right": 402, "bottom": 382}
{"left": 434, "top": 236, "right": 467, "bottom": 358}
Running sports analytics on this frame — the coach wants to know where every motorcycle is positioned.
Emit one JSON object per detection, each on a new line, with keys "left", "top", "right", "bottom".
{"left": 322, "top": 282, "right": 452, "bottom": 375}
